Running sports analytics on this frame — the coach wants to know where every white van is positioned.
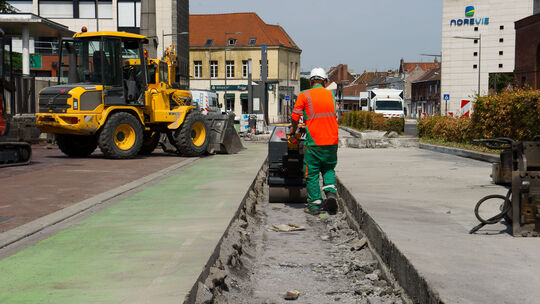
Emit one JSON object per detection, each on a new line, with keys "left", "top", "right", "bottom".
{"left": 190, "top": 90, "right": 221, "bottom": 115}
{"left": 367, "top": 89, "right": 405, "bottom": 118}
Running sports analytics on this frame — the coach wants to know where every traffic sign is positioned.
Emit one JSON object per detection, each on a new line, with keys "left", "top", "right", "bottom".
{"left": 443, "top": 94, "right": 450, "bottom": 101}
{"left": 285, "top": 95, "right": 290, "bottom": 101}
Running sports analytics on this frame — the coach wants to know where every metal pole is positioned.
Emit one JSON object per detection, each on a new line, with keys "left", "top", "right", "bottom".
{"left": 95, "top": 0, "right": 99, "bottom": 31}
{"left": 248, "top": 58, "right": 252, "bottom": 114}
{"left": 478, "top": 34, "right": 481, "bottom": 96}
{"left": 162, "top": 30, "right": 164, "bottom": 57}
{"left": 286, "top": 52, "right": 289, "bottom": 122}
{"left": 22, "top": 25, "right": 29, "bottom": 75}
{"left": 209, "top": 49, "right": 212, "bottom": 89}
{"left": 224, "top": 43, "right": 227, "bottom": 110}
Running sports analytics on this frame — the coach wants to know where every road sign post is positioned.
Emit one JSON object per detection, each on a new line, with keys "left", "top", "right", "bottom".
{"left": 443, "top": 94, "right": 450, "bottom": 116}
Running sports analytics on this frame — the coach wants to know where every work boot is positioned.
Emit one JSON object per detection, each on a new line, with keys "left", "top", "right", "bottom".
{"left": 322, "top": 192, "right": 338, "bottom": 214}
{"left": 304, "top": 200, "right": 322, "bottom": 215}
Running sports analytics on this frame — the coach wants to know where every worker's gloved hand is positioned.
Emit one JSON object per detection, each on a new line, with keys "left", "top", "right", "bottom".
{"left": 298, "top": 125, "right": 306, "bottom": 135}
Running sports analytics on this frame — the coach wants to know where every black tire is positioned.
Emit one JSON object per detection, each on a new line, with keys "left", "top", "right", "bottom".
{"left": 174, "top": 111, "right": 209, "bottom": 156}
{"left": 98, "top": 112, "right": 143, "bottom": 159}
{"left": 56, "top": 134, "right": 97, "bottom": 157}
{"left": 139, "top": 131, "right": 160, "bottom": 155}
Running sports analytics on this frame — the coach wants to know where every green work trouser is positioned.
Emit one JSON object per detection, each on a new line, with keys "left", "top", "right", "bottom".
{"left": 304, "top": 145, "right": 338, "bottom": 202}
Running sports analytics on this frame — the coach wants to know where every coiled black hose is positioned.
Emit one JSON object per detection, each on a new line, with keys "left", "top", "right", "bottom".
{"left": 469, "top": 189, "right": 512, "bottom": 234}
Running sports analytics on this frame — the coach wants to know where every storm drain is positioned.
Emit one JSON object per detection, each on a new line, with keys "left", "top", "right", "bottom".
{"left": 185, "top": 164, "right": 416, "bottom": 304}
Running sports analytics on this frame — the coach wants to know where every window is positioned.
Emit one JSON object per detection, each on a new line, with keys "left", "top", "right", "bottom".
{"left": 210, "top": 60, "right": 218, "bottom": 78}
{"left": 499, "top": 38, "right": 504, "bottom": 43}
{"left": 294, "top": 63, "right": 298, "bottom": 80}
{"left": 204, "top": 39, "right": 213, "bottom": 47}
{"left": 226, "top": 98, "right": 234, "bottom": 111}
{"left": 9, "top": 1, "right": 33, "bottom": 13}
{"left": 193, "top": 61, "right": 202, "bottom": 78}
{"left": 97, "top": 0, "right": 113, "bottom": 18}
{"left": 473, "top": 64, "right": 478, "bottom": 69}
{"left": 474, "top": 39, "right": 478, "bottom": 44}
{"left": 242, "top": 60, "right": 248, "bottom": 78}
{"left": 159, "top": 62, "right": 168, "bottom": 84}
{"left": 226, "top": 60, "right": 234, "bottom": 78}
{"left": 79, "top": 1, "right": 96, "bottom": 18}
{"left": 118, "top": 0, "right": 140, "bottom": 27}
{"left": 34, "top": 37, "right": 58, "bottom": 55}
{"left": 473, "top": 51, "right": 478, "bottom": 56}
{"left": 474, "top": 27, "right": 478, "bottom": 31}
{"left": 228, "top": 38, "right": 237, "bottom": 46}
{"left": 39, "top": 0, "right": 73, "bottom": 18}
{"left": 499, "top": 63, "right": 503, "bottom": 68}
{"left": 290, "top": 62, "right": 294, "bottom": 79}
{"left": 500, "top": 25, "right": 504, "bottom": 30}
{"left": 499, "top": 51, "right": 504, "bottom": 56}
{"left": 248, "top": 38, "right": 256, "bottom": 45}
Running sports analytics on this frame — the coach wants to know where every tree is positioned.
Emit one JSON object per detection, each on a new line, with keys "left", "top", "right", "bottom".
{"left": 0, "top": 0, "right": 18, "bottom": 13}
{"left": 300, "top": 77, "right": 310, "bottom": 91}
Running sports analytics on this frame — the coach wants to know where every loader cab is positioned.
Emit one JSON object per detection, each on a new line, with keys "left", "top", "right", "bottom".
{"left": 58, "top": 32, "right": 148, "bottom": 105}
{"left": 146, "top": 60, "right": 169, "bottom": 87}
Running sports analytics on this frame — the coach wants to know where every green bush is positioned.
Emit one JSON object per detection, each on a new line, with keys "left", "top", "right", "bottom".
{"left": 386, "top": 118, "right": 404, "bottom": 134}
{"left": 472, "top": 88, "right": 540, "bottom": 140}
{"left": 419, "top": 88, "right": 540, "bottom": 143}
{"left": 339, "top": 111, "right": 399, "bottom": 133}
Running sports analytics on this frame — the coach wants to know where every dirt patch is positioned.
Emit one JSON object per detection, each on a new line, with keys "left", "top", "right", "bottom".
{"left": 192, "top": 168, "right": 408, "bottom": 304}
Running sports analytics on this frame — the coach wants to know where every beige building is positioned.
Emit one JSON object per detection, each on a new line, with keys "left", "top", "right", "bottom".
{"left": 189, "top": 13, "right": 301, "bottom": 123}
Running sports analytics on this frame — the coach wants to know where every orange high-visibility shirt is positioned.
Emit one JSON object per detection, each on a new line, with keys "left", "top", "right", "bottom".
{"left": 291, "top": 84, "right": 338, "bottom": 146}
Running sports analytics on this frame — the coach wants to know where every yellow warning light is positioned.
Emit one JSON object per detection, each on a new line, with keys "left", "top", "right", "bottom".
{"left": 81, "top": 26, "right": 88, "bottom": 32}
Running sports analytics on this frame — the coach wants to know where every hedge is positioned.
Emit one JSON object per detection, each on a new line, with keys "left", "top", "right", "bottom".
{"left": 339, "top": 111, "right": 404, "bottom": 134}
{"left": 418, "top": 88, "right": 540, "bottom": 142}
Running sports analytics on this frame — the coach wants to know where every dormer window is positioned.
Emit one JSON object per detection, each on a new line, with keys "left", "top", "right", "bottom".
{"left": 204, "top": 39, "right": 213, "bottom": 47}
{"left": 228, "top": 38, "right": 237, "bottom": 46}
{"left": 248, "top": 38, "right": 256, "bottom": 45}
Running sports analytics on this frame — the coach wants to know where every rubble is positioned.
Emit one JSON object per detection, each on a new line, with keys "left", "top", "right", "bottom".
{"left": 192, "top": 167, "right": 408, "bottom": 303}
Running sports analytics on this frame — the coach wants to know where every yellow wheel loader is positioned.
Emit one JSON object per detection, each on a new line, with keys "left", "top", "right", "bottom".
{"left": 36, "top": 30, "right": 243, "bottom": 159}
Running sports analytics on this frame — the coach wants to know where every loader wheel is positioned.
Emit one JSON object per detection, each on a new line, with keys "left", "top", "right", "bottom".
{"left": 139, "top": 131, "right": 160, "bottom": 155}
{"left": 56, "top": 134, "right": 97, "bottom": 157}
{"left": 174, "top": 111, "right": 209, "bottom": 156}
{"left": 98, "top": 112, "right": 143, "bottom": 159}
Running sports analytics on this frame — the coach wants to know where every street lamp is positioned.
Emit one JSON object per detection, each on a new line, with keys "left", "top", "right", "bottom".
{"left": 453, "top": 35, "right": 481, "bottom": 97}
{"left": 224, "top": 32, "right": 241, "bottom": 111}
{"left": 162, "top": 31, "right": 188, "bottom": 57}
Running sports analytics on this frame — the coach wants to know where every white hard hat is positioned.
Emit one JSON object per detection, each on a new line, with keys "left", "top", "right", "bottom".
{"left": 310, "top": 67, "right": 327, "bottom": 81}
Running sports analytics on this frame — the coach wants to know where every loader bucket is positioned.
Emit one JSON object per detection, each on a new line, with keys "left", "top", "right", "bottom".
{"left": 206, "top": 113, "right": 245, "bottom": 154}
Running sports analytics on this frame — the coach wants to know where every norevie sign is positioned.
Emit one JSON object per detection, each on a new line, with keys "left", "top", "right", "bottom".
{"left": 450, "top": 6, "right": 489, "bottom": 26}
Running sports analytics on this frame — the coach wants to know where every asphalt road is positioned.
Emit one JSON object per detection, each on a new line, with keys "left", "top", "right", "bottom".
{"left": 0, "top": 144, "right": 187, "bottom": 232}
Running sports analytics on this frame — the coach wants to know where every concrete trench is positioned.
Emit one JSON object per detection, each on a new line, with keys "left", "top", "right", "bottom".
{"left": 184, "top": 159, "right": 438, "bottom": 304}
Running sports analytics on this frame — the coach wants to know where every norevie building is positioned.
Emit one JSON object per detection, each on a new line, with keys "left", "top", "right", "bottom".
{"left": 441, "top": 0, "right": 535, "bottom": 116}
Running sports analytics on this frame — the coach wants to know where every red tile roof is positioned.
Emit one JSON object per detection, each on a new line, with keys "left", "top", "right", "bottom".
{"left": 401, "top": 62, "right": 439, "bottom": 74}
{"left": 354, "top": 71, "right": 391, "bottom": 84}
{"left": 412, "top": 67, "right": 441, "bottom": 83}
{"left": 343, "top": 83, "right": 367, "bottom": 96}
{"left": 189, "top": 13, "right": 300, "bottom": 50}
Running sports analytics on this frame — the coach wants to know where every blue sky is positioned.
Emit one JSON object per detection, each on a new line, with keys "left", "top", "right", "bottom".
{"left": 191, "top": 0, "right": 442, "bottom": 73}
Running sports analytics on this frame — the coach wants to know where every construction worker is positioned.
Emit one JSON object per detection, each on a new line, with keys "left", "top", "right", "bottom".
{"left": 290, "top": 67, "right": 339, "bottom": 214}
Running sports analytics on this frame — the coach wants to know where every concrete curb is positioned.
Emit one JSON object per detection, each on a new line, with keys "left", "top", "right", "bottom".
{"left": 0, "top": 157, "right": 199, "bottom": 250}
{"left": 419, "top": 142, "right": 499, "bottom": 163}
{"left": 336, "top": 177, "right": 442, "bottom": 304}
{"left": 183, "top": 160, "right": 267, "bottom": 304}
{"left": 339, "top": 126, "right": 419, "bottom": 148}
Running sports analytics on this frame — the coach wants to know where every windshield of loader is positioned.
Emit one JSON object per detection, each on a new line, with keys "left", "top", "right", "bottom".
{"left": 74, "top": 38, "right": 122, "bottom": 85}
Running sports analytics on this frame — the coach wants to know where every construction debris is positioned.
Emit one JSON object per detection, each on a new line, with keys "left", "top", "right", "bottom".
{"left": 284, "top": 289, "right": 301, "bottom": 300}
{"left": 268, "top": 223, "right": 306, "bottom": 232}
{"left": 191, "top": 167, "right": 408, "bottom": 303}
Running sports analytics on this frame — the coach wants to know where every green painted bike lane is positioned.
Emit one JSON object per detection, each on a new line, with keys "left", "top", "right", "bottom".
{"left": 0, "top": 143, "right": 266, "bottom": 304}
